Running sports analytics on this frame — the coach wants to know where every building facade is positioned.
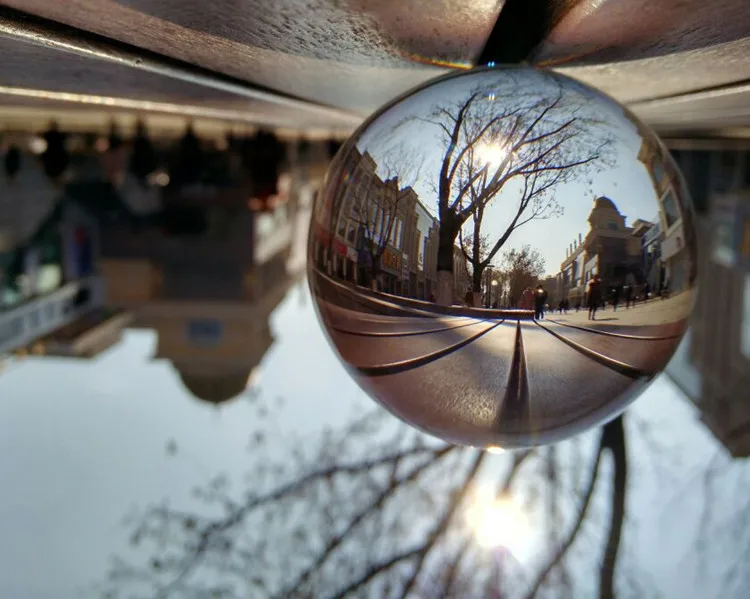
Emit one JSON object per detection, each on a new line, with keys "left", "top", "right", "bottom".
{"left": 0, "top": 182, "right": 136, "bottom": 359}
{"left": 558, "top": 197, "right": 642, "bottom": 305}
{"left": 665, "top": 141, "right": 750, "bottom": 457}
{"left": 638, "top": 137, "right": 696, "bottom": 295}
{"left": 99, "top": 139, "right": 307, "bottom": 405}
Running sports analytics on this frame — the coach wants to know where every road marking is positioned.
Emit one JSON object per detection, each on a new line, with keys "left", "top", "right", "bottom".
{"left": 331, "top": 318, "right": 487, "bottom": 338}
{"left": 534, "top": 320, "right": 651, "bottom": 379}
{"left": 544, "top": 318, "right": 685, "bottom": 341}
{"left": 496, "top": 320, "right": 531, "bottom": 433}
{"left": 352, "top": 320, "right": 505, "bottom": 377}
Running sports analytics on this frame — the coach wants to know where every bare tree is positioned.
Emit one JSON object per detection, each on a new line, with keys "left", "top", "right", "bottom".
{"left": 99, "top": 397, "right": 634, "bottom": 599}
{"left": 501, "top": 245, "right": 546, "bottom": 307}
{"left": 423, "top": 75, "right": 613, "bottom": 304}
{"left": 324, "top": 144, "right": 421, "bottom": 289}
{"left": 349, "top": 176, "right": 404, "bottom": 290}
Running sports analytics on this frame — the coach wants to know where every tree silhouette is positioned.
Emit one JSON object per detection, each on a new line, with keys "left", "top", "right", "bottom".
{"left": 98, "top": 404, "right": 633, "bottom": 599}
{"left": 349, "top": 175, "right": 404, "bottom": 289}
{"left": 423, "top": 75, "right": 613, "bottom": 304}
{"left": 500, "top": 245, "right": 546, "bottom": 307}
{"left": 325, "top": 144, "right": 421, "bottom": 289}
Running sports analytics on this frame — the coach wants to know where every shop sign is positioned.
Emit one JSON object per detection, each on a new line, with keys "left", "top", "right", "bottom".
{"left": 381, "top": 250, "right": 401, "bottom": 273}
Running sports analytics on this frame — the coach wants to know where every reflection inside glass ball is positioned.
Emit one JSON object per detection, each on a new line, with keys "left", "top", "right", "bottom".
{"left": 308, "top": 66, "right": 697, "bottom": 448}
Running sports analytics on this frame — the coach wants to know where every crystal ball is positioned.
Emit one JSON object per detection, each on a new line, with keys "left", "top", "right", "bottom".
{"left": 307, "top": 66, "right": 697, "bottom": 448}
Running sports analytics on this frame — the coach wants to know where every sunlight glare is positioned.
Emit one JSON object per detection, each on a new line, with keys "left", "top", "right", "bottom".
{"left": 477, "top": 143, "right": 510, "bottom": 170}
{"left": 466, "top": 488, "right": 532, "bottom": 559}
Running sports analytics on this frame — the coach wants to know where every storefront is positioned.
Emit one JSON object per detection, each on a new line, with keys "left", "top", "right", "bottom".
{"left": 381, "top": 249, "right": 401, "bottom": 294}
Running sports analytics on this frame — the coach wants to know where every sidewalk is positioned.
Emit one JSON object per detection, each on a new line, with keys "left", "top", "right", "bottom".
{"left": 546, "top": 289, "right": 696, "bottom": 327}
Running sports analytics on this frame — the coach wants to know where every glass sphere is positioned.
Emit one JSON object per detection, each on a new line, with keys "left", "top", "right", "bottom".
{"left": 308, "top": 65, "right": 697, "bottom": 448}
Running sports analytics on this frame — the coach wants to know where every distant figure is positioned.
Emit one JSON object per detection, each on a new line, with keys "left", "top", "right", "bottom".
{"left": 576, "top": 300, "right": 581, "bottom": 312}
{"left": 643, "top": 282, "right": 651, "bottom": 303}
{"left": 534, "top": 285, "right": 548, "bottom": 320}
{"left": 130, "top": 120, "right": 159, "bottom": 186}
{"left": 587, "top": 275, "right": 602, "bottom": 320}
{"left": 464, "top": 289, "right": 474, "bottom": 307}
{"left": 102, "top": 122, "right": 128, "bottom": 187}
{"left": 624, "top": 284, "right": 633, "bottom": 308}
{"left": 661, "top": 279, "right": 670, "bottom": 300}
{"left": 4, "top": 145, "right": 21, "bottom": 181}
{"left": 612, "top": 285, "right": 621, "bottom": 312}
{"left": 41, "top": 121, "right": 69, "bottom": 182}
{"left": 520, "top": 287, "right": 535, "bottom": 311}
{"left": 173, "top": 124, "right": 204, "bottom": 187}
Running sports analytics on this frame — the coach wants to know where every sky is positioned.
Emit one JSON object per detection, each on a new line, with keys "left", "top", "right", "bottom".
{"left": 0, "top": 280, "right": 746, "bottom": 598}
{"left": 355, "top": 68, "right": 661, "bottom": 277}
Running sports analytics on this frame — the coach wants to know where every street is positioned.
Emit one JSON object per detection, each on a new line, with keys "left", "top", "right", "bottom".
{"left": 311, "top": 270, "right": 689, "bottom": 447}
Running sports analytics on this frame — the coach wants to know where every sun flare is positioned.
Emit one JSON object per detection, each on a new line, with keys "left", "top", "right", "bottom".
{"left": 466, "top": 489, "right": 533, "bottom": 559}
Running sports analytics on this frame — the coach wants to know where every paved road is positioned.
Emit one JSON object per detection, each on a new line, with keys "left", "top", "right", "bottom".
{"left": 311, "top": 270, "right": 688, "bottom": 447}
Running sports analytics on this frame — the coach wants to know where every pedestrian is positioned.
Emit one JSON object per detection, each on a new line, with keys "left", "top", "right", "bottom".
{"left": 464, "top": 289, "right": 474, "bottom": 307}
{"left": 534, "top": 285, "right": 548, "bottom": 320}
{"left": 587, "top": 274, "right": 602, "bottom": 320}
{"left": 624, "top": 284, "right": 633, "bottom": 309}
{"left": 661, "top": 278, "right": 670, "bottom": 300}
{"left": 612, "top": 285, "right": 621, "bottom": 312}
{"left": 520, "top": 287, "right": 535, "bottom": 311}
{"left": 4, "top": 145, "right": 21, "bottom": 181}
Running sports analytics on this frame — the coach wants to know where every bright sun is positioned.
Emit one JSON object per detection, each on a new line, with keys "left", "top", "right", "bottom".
{"left": 465, "top": 488, "right": 533, "bottom": 559}
{"left": 477, "top": 143, "right": 511, "bottom": 170}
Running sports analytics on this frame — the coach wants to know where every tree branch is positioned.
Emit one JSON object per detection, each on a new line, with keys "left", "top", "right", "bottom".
{"left": 524, "top": 433, "right": 606, "bottom": 599}
{"left": 395, "top": 451, "right": 486, "bottom": 599}
{"left": 278, "top": 446, "right": 458, "bottom": 598}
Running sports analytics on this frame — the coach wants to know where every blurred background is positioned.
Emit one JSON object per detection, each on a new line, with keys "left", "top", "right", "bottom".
{"left": 1, "top": 1, "right": 749, "bottom": 598}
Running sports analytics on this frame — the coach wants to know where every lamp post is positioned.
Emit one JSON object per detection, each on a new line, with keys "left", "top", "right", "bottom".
{"left": 491, "top": 279, "right": 499, "bottom": 308}
{"left": 484, "top": 266, "right": 493, "bottom": 308}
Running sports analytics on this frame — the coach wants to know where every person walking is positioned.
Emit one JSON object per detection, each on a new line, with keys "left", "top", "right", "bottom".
{"left": 520, "top": 287, "right": 535, "bottom": 311}
{"left": 624, "top": 284, "right": 633, "bottom": 308}
{"left": 534, "top": 284, "right": 548, "bottom": 320}
{"left": 587, "top": 275, "right": 602, "bottom": 320}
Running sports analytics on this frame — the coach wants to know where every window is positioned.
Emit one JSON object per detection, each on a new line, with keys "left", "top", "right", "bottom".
{"left": 712, "top": 150, "right": 739, "bottom": 195}
{"left": 416, "top": 231, "right": 424, "bottom": 269}
{"left": 188, "top": 320, "right": 223, "bottom": 346}
{"left": 651, "top": 158, "right": 666, "bottom": 187}
{"left": 608, "top": 222, "right": 618, "bottom": 230}
{"left": 347, "top": 222, "right": 357, "bottom": 244}
{"left": 337, "top": 216, "right": 346, "bottom": 237}
{"left": 662, "top": 190, "right": 681, "bottom": 228}
{"left": 391, "top": 219, "right": 402, "bottom": 249}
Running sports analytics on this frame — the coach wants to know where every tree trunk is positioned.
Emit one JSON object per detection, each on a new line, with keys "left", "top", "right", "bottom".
{"left": 436, "top": 217, "right": 459, "bottom": 305}
{"left": 370, "top": 260, "right": 381, "bottom": 292}
{"left": 472, "top": 266, "right": 483, "bottom": 294}
{"left": 600, "top": 416, "right": 627, "bottom": 599}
